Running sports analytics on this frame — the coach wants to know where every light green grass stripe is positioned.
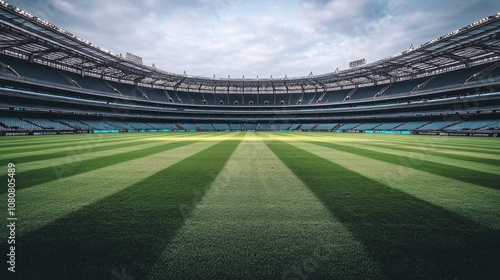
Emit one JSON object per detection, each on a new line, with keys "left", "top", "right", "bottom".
{"left": 1, "top": 134, "right": 181, "bottom": 165}
{"left": 279, "top": 136, "right": 500, "bottom": 230}
{"left": 364, "top": 141, "right": 500, "bottom": 162}
{"left": 265, "top": 133, "right": 500, "bottom": 279}
{"left": 365, "top": 135, "right": 500, "bottom": 151}
{"left": 299, "top": 132, "right": 500, "bottom": 159}
{"left": 149, "top": 132, "right": 382, "bottom": 280}
{"left": 344, "top": 140, "right": 500, "bottom": 175}
{"left": 0, "top": 133, "right": 109, "bottom": 146}
{"left": 367, "top": 138, "right": 500, "bottom": 154}
{"left": 289, "top": 133, "right": 500, "bottom": 176}
{"left": 0, "top": 133, "right": 146, "bottom": 153}
{"left": 0, "top": 135, "right": 136, "bottom": 158}
{"left": 0, "top": 132, "right": 206, "bottom": 160}
{"left": 297, "top": 132, "right": 500, "bottom": 152}
{"left": 4, "top": 132, "right": 237, "bottom": 236}
{"left": 10, "top": 133, "right": 211, "bottom": 173}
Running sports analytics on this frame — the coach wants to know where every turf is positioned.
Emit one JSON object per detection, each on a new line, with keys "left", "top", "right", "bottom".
{"left": 265, "top": 138, "right": 500, "bottom": 279}
{"left": 0, "top": 131, "right": 499, "bottom": 280}
{"left": 3, "top": 132, "right": 241, "bottom": 279}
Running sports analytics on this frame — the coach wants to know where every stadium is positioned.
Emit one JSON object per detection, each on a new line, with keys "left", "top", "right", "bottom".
{"left": 0, "top": 0, "right": 499, "bottom": 279}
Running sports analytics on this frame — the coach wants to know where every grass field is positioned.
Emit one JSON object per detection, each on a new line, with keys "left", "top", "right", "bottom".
{"left": 1, "top": 131, "right": 499, "bottom": 279}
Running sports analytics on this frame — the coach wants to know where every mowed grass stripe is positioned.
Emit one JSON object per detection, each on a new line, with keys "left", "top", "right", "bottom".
{"left": 348, "top": 134, "right": 500, "bottom": 154}
{"left": 302, "top": 132, "right": 500, "bottom": 169}
{"left": 291, "top": 133, "right": 500, "bottom": 177}
{"left": 285, "top": 139, "right": 500, "bottom": 230}
{"left": 6, "top": 133, "right": 209, "bottom": 173}
{"left": 1, "top": 133, "right": 237, "bottom": 237}
{"left": 0, "top": 132, "right": 203, "bottom": 159}
{"left": 5, "top": 134, "right": 242, "bottom": 280}
{"left": 0, "top": 132, "right": 149, "bottom": 153}
{"left": 0, "top": 133, "right": 108, "bottom": 147}
{"left": 266, "top": 139, "right": 500, "bottom": 280}
{"left": 150, "top": 132, "right": 382, "bottom": 279}
{"left": 330, "top": 133, "right": 500, "bottom": 157}
{"left": 0, "top": 141, "right": 190, "bottom": 193}
{"left": 364, "top": 140, "right": 500, "bottom": 162}
{"left": 0, "top": 133, "right": 177, "bottom": 162}
{"left": 0, "top": 133, "right": 220, "bottom": 194}
{"left": 289, "top": 133, "right": 500, "bottom": 190}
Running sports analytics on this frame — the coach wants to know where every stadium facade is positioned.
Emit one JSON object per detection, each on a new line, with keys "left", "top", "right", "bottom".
{"left": 0, "top": 1, "right": 499, "bottom": 136}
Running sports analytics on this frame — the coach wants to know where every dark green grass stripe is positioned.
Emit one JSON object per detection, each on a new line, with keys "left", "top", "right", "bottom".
{"left": 0, "top": 133, "right": 103, "bottom": 144}
{"left": 336, "top": 139, "right": 500, "bottom": 167}
{"left": 3, "top": 132, "right": 204, "bottom": 164}
{"left": 266, "top": 140, "right": 500, "bottom": 280}
{"left": 1, "top": 136, "right": 241, "bottom": 280}
{"left": 0, "top": 133, "right": 137, "bottom": 147}
{"left": 3, "top": 137, "right": 168, "bottom": 165}
{"left": 0, "top": 141, "right": 193, "bottom": 194}
{"left": 305, "top": 133, "right": 500, "bottom": 155}
{"left": 0, "top": 132, "right": 181, "bottom": 147}
{"left": 1, "top": 133, "right": 170, "bottom": 154}
{"left": 311, "top": 140, "right": 500, "bottom": 190}
{"left": 371, "top": 138, "right": 500, "bottom": 155}
{"left": 364, "top": 139, "right": 500, "bottom": 156}
{"left": 303, "top": 133, "right": 500, "bottom": 165}
{"left": 0, "top": 132, "right": 206, "bottom": 153}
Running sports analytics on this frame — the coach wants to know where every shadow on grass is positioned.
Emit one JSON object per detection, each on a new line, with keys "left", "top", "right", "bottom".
{"left": 348, "top": 140, "right": 500, "bottom": 167}
{"left": 313, "top": 140, "right": 500, "bottom": 191}
{"left": 0, "top": 141, "right": 192, "bottom": 194}
{"left": 5, "top": 136, "right": 165, "bottom": 165}
{"left": 0, "top": 137, "right": 240, "bottom": 280}
{"left": 266, "top": 140, "right": 500, "bottom": 280}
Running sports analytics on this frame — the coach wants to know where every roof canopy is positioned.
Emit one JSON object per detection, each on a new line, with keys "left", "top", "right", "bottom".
{"left": 1, "top": 1, "right": 499, "bottom": 93}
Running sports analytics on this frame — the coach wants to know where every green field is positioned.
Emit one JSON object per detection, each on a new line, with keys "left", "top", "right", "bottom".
{"left": 1, "top": 132, "right": 499, "bottom": 279}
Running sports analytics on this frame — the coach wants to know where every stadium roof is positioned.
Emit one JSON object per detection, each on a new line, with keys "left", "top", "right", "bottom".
{"left": 1, "top": 1, "right": 500, "bottom": 94}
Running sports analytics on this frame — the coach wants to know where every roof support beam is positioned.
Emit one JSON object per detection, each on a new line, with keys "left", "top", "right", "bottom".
{"left": 28, "top": 47, "right": 58, "bottom": 61}
{"left": 442, "top": 53, "right": 470, "bottom": 65}
{"left": 0, "top": 39, "right": 30, "bottom": 49}
{"left": 476, "top": 43, "right": 500, "bottom": 53}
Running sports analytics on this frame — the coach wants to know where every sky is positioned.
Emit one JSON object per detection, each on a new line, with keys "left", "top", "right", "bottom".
{"left": 6, "top": 0, "right": 500, "bottom": 78}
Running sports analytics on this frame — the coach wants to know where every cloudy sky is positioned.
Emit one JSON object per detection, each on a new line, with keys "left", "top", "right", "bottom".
{"left": 6, "top": 0, "right": 500, "bottom": 78}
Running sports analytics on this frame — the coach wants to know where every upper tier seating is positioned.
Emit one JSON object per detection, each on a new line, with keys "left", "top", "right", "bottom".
{"left": 0, "top": 54, "right": 72, "bottom": 86}
{"left": 61, "top": 71, "right": 117, "bottom": 95}
{"left": 140, "top": 87, "right": 167, "bottom": 102}
{"left": 382, "top": 77, "right": 428, "bottom": 96}
{"left": 106, "top": 81, "right": 145, "bottom": 99}
{"left": 421, "top": 63, "right": 490, "bottom": 91}
{"left": 301, "top": 92, "right": 318, "bottom": 105}
{"left": 349, "top": 85, "right": 386, "bottom": 100}
{"left": 320, "top": 89, "right": 350, "bottom": 103}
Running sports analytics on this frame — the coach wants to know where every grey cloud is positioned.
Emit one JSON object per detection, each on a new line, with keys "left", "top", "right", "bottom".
{"left": 6, "top": 0, "right": 500, "bottom": 78}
